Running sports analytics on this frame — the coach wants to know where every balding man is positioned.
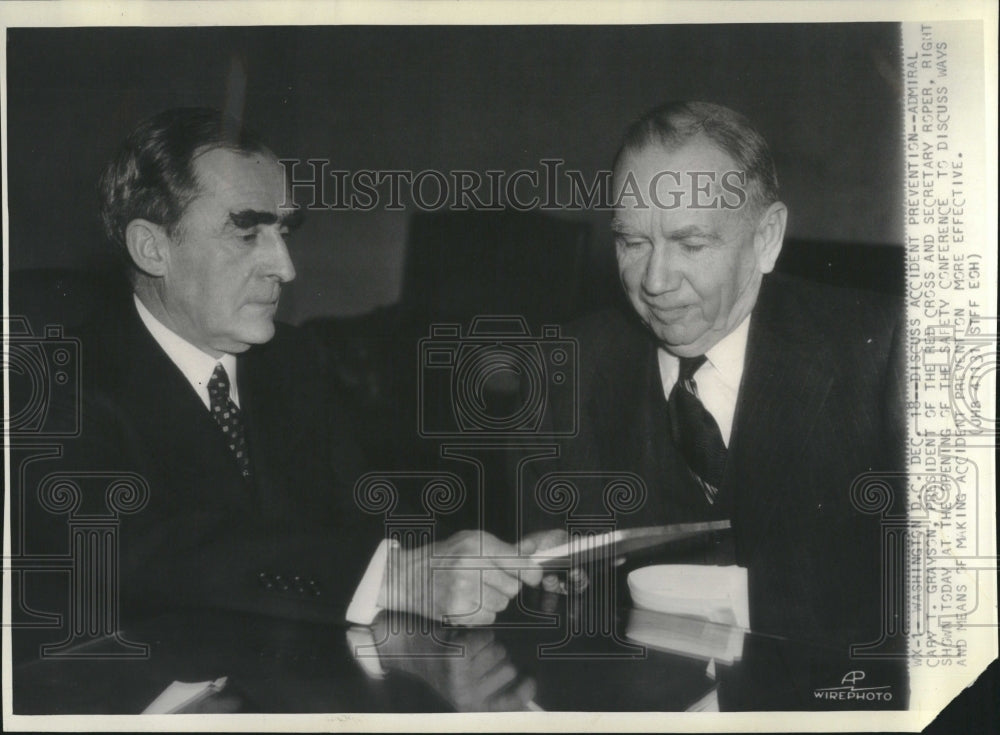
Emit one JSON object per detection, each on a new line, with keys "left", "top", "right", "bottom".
{"left": 527, "top": 102, "right": 905, "bottom": 650}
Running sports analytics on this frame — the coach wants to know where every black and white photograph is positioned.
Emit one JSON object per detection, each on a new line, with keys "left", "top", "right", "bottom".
{"left": 2, "top": 1, "right": 996, "bottom": 731}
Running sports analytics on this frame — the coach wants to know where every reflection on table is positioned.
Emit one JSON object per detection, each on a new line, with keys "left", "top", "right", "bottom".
{"left": 13, "top": 582, "right": 907, "bottom": 714}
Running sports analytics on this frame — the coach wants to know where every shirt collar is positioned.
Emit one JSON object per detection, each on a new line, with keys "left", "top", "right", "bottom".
{"left": 133, "top": 295, "right": 239, "bottom": 407}
{"left": 703, "top": 314, "right": 751, "bottom": 392}
{"left": 658, "top": 314, "right": 751, "bottom": 392}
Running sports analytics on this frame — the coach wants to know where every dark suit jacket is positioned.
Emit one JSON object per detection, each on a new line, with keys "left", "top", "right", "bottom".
{"left": 51, "top": 301, "right": 379, "bottom": 624}
{"left": 525, "top": 273, "right": 906, "bottom": 649}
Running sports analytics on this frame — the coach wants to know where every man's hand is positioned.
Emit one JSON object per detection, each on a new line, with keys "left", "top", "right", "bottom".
{"left": 369, "top": 613, "right": 536, "bottom": 712}
{"left": 424, "top": 628, "right": 538, "bottom": 711}
{"left": 379, "top": 625, "right": 537, "bottom": 711}
{"left": 522, "top": 528, "right": 626, "bottom": 595}
{"left": 523, "top": 529, "right": 586, "bottom": 594}
{"left": 378, "top": 530, "right": 544, "bottom": 625}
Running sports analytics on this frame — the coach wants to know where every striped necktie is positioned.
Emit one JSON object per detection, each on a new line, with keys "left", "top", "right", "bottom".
{"left": 667, "top": 355, "right": 728, "bottom": 507}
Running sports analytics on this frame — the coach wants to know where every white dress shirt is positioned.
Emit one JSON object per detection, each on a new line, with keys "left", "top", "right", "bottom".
{"left": 656, "top": 315, "right": 751, "bottom": 447}
{"left": 134, "top": 295, "right": 240, "bottom": 408}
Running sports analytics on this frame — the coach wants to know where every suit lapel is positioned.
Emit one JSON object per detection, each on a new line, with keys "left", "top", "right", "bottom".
{"left": 625, "top": 343, "right": 672, "bottom": 520}
{"left": 107, "top": 306, "right": 251, "bottom": 503}
{"left": 238, "top": 336, "right": 322, "bottom": 518}
{"left": 726, "top": 277, "right": 834, "bottom": 556}
{"left": 593, "top": 313, "right": 712, "bottom": 523}
{"left": 237, "top": 349, "right": 278, "bottom": 510}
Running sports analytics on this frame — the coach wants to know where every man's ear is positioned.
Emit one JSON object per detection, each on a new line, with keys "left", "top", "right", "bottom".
{"left": 125, "top": 219, "right": 172, "bottom": 277}
{"left": 753, "top": 201, "right": 787, "bottom": 274}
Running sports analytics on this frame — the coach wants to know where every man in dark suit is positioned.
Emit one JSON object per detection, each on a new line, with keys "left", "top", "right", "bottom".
{"left": 53, "top": 107, "right": 543, "bottom": 627}
{"left": 525, "top": 102, "right": 905, "bottom": 651}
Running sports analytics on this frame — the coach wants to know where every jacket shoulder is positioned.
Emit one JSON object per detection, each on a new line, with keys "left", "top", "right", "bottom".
{"left": 564, "top": 307, "right": 652, "bottom": 375}
{"left": 761, "top": 273, "right": 902, "bottom": 345}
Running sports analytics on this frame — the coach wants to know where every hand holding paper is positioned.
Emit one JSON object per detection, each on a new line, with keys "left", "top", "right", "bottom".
{"left": 525, "top": 521, "right": 732, "bottom": 594}
{"left": 378, "top": 530, "right": 545, "bottom": 625}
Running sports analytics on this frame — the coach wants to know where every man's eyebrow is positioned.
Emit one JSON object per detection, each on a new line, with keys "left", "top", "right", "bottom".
{"left": 228, "top": 210, "right": 277, "bottom": 229}
{"left": 228, "top": 207, "right": 305, "bottom": 231}
{"left": 279, "top": 207, "right": 306, "bottom": 231}
{"left": 610, "top": 219, "right": 634, "bottom": 235}
{"left": 667, "top": 225, "right": 720, "bottom": 242}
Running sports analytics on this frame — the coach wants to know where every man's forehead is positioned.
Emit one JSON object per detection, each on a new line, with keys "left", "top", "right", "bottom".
{"left": 190, "top": 147, "right": 287, "bottom": 210}
{"left": 611, "top": 206, "right": 726, "bottom": 237}
{"left": 615, "top": 135, "right": 740, "bottom": 181}
{"left": 611, "top": 136, "right": 750, "bottom": 226}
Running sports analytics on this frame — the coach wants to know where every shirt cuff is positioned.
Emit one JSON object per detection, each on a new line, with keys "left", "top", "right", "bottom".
{"left": 345, "top": 538, "right": 393, "bottom": 625}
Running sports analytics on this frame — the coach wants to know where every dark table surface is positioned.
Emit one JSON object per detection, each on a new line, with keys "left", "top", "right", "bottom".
{"left": 12, "top": 581, "right": 908, "bottom": 714}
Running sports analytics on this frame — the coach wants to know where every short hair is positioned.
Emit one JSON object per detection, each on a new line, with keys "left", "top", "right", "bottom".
{"left": 612, "top": 101, "right": 779, "bottom": 211}
{"left": 99, "top": 107, "right": 269, "bottom": 260}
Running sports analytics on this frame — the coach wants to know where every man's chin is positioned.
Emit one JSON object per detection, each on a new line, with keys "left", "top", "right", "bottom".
{"left": 225, "top": 321, "right": 277, "bottom": 352}
{"left": 647, "top": 323, "right": 711, "bottom": 357}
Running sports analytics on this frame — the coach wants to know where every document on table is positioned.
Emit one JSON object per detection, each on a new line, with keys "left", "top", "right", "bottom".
{"left": 530, "top": 520, "right": 732, "bottom": 567}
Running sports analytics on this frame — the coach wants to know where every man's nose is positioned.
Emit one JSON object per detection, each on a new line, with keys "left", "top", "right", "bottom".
{"left": 641, "top": 242, "right": 681, "bottom": 295}
{"left": 262, "top": 229, "right": 296, "bottom": 283}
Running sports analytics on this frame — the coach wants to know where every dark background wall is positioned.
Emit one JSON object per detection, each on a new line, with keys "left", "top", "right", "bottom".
{"left": 6, "top": 24, "right": 903, "bottom": 322}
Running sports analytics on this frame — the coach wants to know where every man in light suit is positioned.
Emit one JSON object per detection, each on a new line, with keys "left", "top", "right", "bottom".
{"left": 526, "top": 102, "right": 906, "bottom": 650}
{"left": 54, "top": 107, "right": 544, "bottom": 627}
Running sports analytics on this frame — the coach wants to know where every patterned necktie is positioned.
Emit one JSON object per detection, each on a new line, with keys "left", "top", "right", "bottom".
{"left": 667, "top": 355, "right": 728, "bottom": 506}
{"left": 207, "top": 363, "right": 251, "bottom": 480}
